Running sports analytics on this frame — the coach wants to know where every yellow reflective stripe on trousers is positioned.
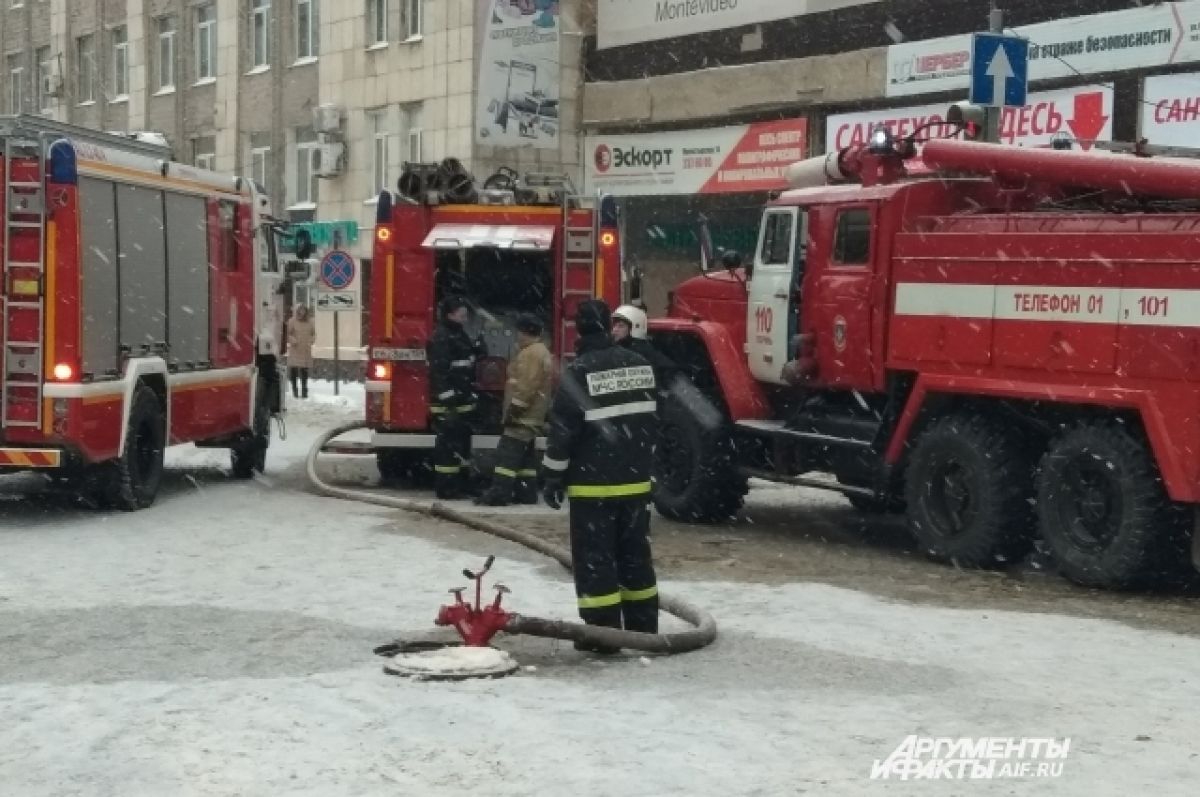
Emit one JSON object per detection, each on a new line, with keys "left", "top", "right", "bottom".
{"left": 517, "top": 469, "right": 539, "bottom": 477}
{"left": 577, "top": 592, "right": 622, "bottom": 609}
{"left": 430, "top": 404, "right": 476, "bottom": 414}
{"left": 566, "top": 481, "right": 652, "bottom": 499}
{"left": 434, "top": 465, "right": 462, "bottom": 474}
{"left": 620, "top": 585, "right": 658, "bottom": 602}
{"left": 494, "top": 467, "right": 518, "bottom": 478}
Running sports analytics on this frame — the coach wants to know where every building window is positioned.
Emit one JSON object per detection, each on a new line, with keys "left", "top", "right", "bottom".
{"left": 368, "top": 109, "right": 390, "bottom": 197}
{"left": 7, "top": 57, "right": 23, "bottom": 114}
{"left": 401, "top": 102, "right": 423, "bottom": 162}
{"left": 157, "top": 17, "right": 177, "bottom": 91}
{"left": 76, "top": 35, "right": 95, "bottom": 103}
{"left": 35, "top": 47, "right": 52, "bottom": 112}
{"left": 196, "top": 3, "right": 217, "bottom": 80}
{"left": 368, "top": 0, "right": 388, "bottom": 45}
{"left": 293, "top": 128, "right": 319, "bottom": 206}
{"left": 250, "top": 134, "right": 272, "bottom": 192}
{"left": 295, "top": 0, "right": 318, "bottom": 60}
{"left": 251, "top": 0, "right": 271, "bottom": 68}
{"left": 112, "top": 26, "right": 129, "bottom": 98}
{"left": 402, "top": 0, "right": 422, "bottom": 39}
{"left": 193, "top": 136, "right": 216, "bottom": 171}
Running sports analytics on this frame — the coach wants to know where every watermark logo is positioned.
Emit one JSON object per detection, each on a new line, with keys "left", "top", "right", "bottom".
{"left": 870, "top": 736, "right": 1071, "bottom": 781}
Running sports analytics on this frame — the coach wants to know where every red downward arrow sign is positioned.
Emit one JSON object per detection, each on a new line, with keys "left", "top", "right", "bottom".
{"left": 1067, "top": 92, "right": 1109, "bottom": 150}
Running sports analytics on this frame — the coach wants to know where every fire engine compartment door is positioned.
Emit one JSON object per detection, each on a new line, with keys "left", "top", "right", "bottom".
{"left": 747, "top": 207, "right": 804, "bottom": 385}
{"left": 420, "top": 224, "right": 556, "bottom": 251}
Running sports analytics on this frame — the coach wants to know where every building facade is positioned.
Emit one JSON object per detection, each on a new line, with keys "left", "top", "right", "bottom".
{"left": 1, "top": 0, "right": 589, "bottom": 366}
{"left": 583, "top": 0, "right": 1200, "bottom": 313}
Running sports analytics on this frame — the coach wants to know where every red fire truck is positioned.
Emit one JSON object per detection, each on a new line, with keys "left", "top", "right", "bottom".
{"left": 363, "top": 161, "right": 620, "bottom": 479}
{"left": 0, "top": 116, "right": 285, "bottom": 509}
{"left": 646, "top": 113, "right": 1200, "bottom": 589}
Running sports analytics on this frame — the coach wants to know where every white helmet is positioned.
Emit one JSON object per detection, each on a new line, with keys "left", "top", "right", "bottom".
{"left": 613, "top": 305, "right": 648, "bottom": 339}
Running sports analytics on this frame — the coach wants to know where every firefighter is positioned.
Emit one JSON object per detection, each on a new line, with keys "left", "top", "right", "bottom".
{"left": 542, "top": 299, "right": 660, "bottom": 651}
{"left": 475, "top": 313, "right": 553, "bottom": 507}
{"left": 612, "top": 304, "right": 678, "bottom": 399}
{"left": 428, "top": 295, "right": 486, "bottom": 499}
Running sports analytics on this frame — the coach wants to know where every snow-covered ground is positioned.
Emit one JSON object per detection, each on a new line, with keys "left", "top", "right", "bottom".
{"left": 1, "top": 380, "right": 1199, "bottom": 796}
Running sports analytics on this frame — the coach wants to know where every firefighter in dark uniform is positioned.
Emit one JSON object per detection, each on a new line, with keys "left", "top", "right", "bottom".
{"left": 542, "top": 299, "right": 660, "bottom": 651}
{"left": 612, "top": 304, "right": 678, "bottom": 399}
{"left": 428, "top": 295, "right": 485, "bottom": 499}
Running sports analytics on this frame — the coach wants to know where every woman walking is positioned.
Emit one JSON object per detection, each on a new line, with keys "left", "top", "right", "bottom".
{"left": 287, "top": 305, "right": 316, "bottom": 399}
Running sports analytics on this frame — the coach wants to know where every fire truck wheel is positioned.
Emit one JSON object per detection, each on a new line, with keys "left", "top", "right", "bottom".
{"left": 106, "top": 385, "right": 167, "bottom": 511}
{"left": 1037, "top": 423, "right": 1185, "bottom": 589}
{"left": 232, "top": 392, "right": 270, "bottom": 479}
{"left": 904, "top": 414, "right": 1036, "bottom": 568}
{"left": 652, "top": 394, "right": 747, "bottom": 523}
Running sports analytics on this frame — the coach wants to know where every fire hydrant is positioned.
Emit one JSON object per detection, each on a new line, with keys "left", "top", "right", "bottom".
{"left": 435, "top": 555, "right": 514, "bottom": 646}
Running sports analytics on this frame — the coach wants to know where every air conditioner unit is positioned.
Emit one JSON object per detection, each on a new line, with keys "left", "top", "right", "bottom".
{"left": 313, "top": 103, "right": 343, "bottom": 135}
{"left": 42, "top": 71, "right": 63, "bottom": 99}
{"left": 316, "top": 141, "right": 345, "bottom": 178}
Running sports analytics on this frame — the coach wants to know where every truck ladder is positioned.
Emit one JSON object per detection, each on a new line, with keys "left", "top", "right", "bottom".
{"left": 559, "top": 188, "right": 596, "bottom": 362}
{"left": 1, "top": 130, "right": 48, "bottom": 430}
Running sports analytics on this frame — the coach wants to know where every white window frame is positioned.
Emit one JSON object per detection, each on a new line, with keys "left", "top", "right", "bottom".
{"left": 195, "top": 3, "right": 217, "bottom": 82}
{"left": 402, "top": 0, "right": 423, "bottom": 41}
{"left": 294, "top": 0, "right": 318, "bottom": 61}
{"left": 76, "top": 35, "right": 95, "bottom": 104}
{"left": 8, "top": 61, "right": 23, "bottom": 115}
{"left": 35, "top": 47, "right": 52, "bottom": 112}
{"left": 112, "top": 26, "right": 129, "bottom": 100}
{"left": 250, "top": 145, "right": 271, "bottom": 192}
{"left": 406, "top": 128, "right": 423, "bottom": 163}
{"left": 368, "top": 109, "right": 390, "bottom": 198}
{"left": 251, "top": 0, "right": 271, "bottom": 70}
{"left": 195, "top": 153, "right": 216, "bottom": 171}
{"left": 293, "top": 130, "right": 320, "bottom": 207}
{"left": 157, "top": 16, "right": 177, "bottom": 92}
{"left": 368, "top": 0, "right": 389, "bottom": 47}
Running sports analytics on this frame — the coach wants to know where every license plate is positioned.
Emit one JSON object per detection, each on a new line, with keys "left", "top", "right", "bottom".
{"left": 373, "top": 347, "right": 426, "bottom": 362}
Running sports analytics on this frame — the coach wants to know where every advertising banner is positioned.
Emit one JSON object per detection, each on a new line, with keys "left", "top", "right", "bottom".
{"left": 826, "top": 86, "right": 1114, "bottom": 152}
{"left": 886, "top": 2, "right": 1200, "bottom": 98}
{"left": 584, "top": 118, "right": 808, "bottom": 196}
{"left": 1140, "top": 73, "right": 1200, "bottom": 148}
{"left": 475, "top": 0, "right": 561, "bottom": 150}
{"left": 597, "top": 0, "right": 878, "bottom": 50}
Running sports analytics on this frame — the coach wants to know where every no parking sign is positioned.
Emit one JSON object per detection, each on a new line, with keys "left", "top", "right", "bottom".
{"left": 319, "top": 249, "right": 356, "bottom": 290}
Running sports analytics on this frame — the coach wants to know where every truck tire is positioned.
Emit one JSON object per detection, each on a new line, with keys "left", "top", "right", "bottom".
{"left": 100, "top": 385, "right": 166, "bottom": 511}
{"left": 652, "top": 394, "right": 746, "bottom": 523}
{"left": 232, "top": 384, "right": 270, "bottom": 479}
{"left": 377, "top": 449, "right": 413, "bottom": 483}
{"left": 1037, "top": 423, "right": 1186, "bottom": 589}
{"left": 904, "top": 414, "right": 1036, "bottom": 567}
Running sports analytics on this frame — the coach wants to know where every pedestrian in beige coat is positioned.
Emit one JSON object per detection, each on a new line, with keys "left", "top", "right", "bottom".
{"left": 287, "top": 305, "right": 316, "bottom": 398}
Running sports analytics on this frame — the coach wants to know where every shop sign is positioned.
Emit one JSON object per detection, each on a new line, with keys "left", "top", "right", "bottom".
{"left": 1140, "top": 73, "right": 1200, "bottom": 148}
{"left": 886, "top": 2, "right": 1200, "bottom": 98}
{"left": 597, "top": 0, "right": 878, "bottom": 50}
{"left": 585, "top": 118, "right": 808, "bottom": 196}
{"left": 826, "top": 86, "right": 1114, "bottom": 152}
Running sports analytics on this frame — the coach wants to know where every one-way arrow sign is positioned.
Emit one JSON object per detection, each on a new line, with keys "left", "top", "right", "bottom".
{"left": 970, "top": 33, "right": 1029, "bottom": 108}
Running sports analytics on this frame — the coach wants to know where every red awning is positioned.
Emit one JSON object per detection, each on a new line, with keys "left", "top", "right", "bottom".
{"left": 420, "top": 223, "right": 556, "bottom": 251}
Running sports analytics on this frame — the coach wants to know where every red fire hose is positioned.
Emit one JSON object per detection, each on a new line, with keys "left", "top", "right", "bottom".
{"left": 307, "top": 421, "right": 717, "bottom": 654}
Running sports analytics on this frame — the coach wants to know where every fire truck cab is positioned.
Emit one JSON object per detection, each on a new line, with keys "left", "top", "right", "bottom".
{"left": 650, "top": 122, "right": 1200, "bottom": 589}
{"left": 0, "top": 115, "right": 286, "bottom": 509}
{"left": 365, "top": 160, "right": 620, "bottom": 480}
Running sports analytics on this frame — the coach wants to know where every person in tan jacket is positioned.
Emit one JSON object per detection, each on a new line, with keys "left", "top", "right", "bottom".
{"left": 476, "top": 313, "right": 553, "bottom": 506}
{"left": 286, "top": 305, "right": 316, "bottom": 399}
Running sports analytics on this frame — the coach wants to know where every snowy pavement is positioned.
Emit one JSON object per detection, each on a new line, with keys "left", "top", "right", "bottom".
{"left": 1, "top": 381, "right": 1199, "bottom": 795}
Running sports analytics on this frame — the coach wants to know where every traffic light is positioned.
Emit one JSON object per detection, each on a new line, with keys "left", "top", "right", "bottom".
{"left": 947, "top": 101, "right": 987, "bottom": 142}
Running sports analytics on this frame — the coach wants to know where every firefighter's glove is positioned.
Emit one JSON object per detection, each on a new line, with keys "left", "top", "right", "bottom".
{"left": 473, "top": 336, "right": 488, "bottom": 358}
{"left": 542, "top": 478, "right": 565, "bottom": 511}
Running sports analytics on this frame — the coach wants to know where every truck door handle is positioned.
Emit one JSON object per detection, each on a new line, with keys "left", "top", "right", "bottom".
{"left": 774, "top": 292, "right": 788, "bottom": 299}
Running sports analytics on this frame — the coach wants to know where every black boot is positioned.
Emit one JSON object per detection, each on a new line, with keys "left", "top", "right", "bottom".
{"left": 474, "top": 486, "right": 514, "bottom": 506}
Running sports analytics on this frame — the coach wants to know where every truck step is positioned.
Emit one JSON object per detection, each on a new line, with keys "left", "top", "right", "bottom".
{"left": 735, "top": 419, "right": 875, "bottom": 450}
{"left": 738, "top": 467, "right": 876, "bottom": 497}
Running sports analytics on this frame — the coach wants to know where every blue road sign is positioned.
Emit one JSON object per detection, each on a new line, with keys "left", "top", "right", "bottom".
{"left": 320, "top": 249, "right": 356, "bottom": 290}
{"left": 970, "top": 33, "right": 1029, "bottom": 108}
